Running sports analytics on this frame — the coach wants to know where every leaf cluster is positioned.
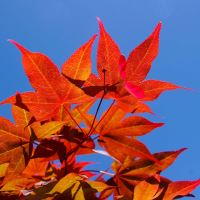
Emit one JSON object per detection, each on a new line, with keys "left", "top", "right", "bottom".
{"left": 0, "top": 18, "right": 199, "bottom": 200}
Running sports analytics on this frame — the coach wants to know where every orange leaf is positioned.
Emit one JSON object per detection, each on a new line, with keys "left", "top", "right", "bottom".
{"left": 108, "top": 116, "right": 164, "bottom": 136}
{"left": 2, "top": 144, "right": 30, "bottom": 184}
{"left": 0, "top": 117, "right": 29, "bottom": 165}
{"left": 99, "top": 105, "right": 126, "bottom": 133}
{"left": 111, "top": 149, "right": 186, "bottom": 199}
{"left": 23, "top": 158, "right": 49, "bottom": 178}
{"left": 2, "top": 92, "right": 60, "bottom": 121}
{"left": 163, "top": 179, "right": 200, "bottom": 200}
{"left": 97, "top": 17, "right": 121, "bottom": 84}
{"left": 34, "top": 121, "right": 66, "bottom": 139}
{"left": 99, "top": 133, "right": 158, "bottom": 163}
{"left": 116, "top": 95, "right": 153, "bottom": 114}
{"left": 2, "top": 41, "right": 91, "bottom": 121}
{"left": 125, "top": 82, "right": 145, "bottom": 99}
{"left": 8, "top": 39, "right": 67, "bottom": 101}
{"left": 139, "top": 80, "right": 180, "bottom": 101}
{"left": 113, "top": 148, "right": 186, "bottom": 179}
{"left": 62, "top": 34, "right": 97, "bottom": 82}
{"left": 134, "top": 181, "right": 159, "bottom": 200}
{"left": 125, "top": 23, "right": 161, "bottom": 83}
{"left": 12, "top": 105, "right": 33, "bottom": 128}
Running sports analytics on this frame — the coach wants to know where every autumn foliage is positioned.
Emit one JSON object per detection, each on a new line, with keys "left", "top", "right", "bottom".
{"left": 0, "top": 18, "right": 199, "bottom": 200}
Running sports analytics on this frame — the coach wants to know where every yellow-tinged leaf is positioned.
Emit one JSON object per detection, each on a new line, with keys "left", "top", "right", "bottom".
{"left": 3, "top": 143, "right": 30, "bottom": 184}
{"left": 111, "top": 149, "right": 186, "bottom": 198}
{"left": 113, "top": 148, "right": 186, "bottom": 180}
{"left": 12, "top": 105, "right": 33, "bottom": 138}
{"left": 88, "top": 181, "right": 111, "bottom": 192}
{"left": 0, "top": 163, "right": 9, "bottom": 178}
{"left": 71, "top": 182, "right": 85, "bottom": 200}
{"left": 12, "top": 105, "right": 33, "bottom": 127}
{"left": 71, "top": 181, "right": 104, "bottom": 200}
{"left": 0, "top": 117, "right": 29, "bottom": 165}
{"left": 34, "top": 121, "right": 66, "bottom": 139}
{"left": 49, "top": 173, "right": 83, "bottom": 194}
{"left": 0, "top": 176, "right": 36, "bottom": 195}
{"left": 133, "top": 181, "right": 159, "bottom": 200}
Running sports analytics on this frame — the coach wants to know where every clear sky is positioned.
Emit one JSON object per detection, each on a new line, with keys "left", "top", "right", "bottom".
{"left": 0, "top": 0, "right": 200, "bottom": 199}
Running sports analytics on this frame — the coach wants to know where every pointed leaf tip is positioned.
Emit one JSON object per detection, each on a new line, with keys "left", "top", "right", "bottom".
{"left": 155, "top": 22, "right": 162, "bottom": 34}
{"left": 96, "top": 16, "right": 102, "bottom": 24}
{"left": 158, "top": 21, "right": 162, "bottom": 27}
{"left": 7, "top": 39, "right": 15, "bottom": 43}
{"left": 97, "top": 17, "right": 105, "bottom": 29}
{"left": 8, "top": 39, "right": 29, "bottom": 54}
{"left": 178, "top": 147, "right": 188, "bottom": 153}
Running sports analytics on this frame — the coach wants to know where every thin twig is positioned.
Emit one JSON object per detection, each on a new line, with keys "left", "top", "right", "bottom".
{"left": 91, "top": 99, "right": 115, "bottom": 135}
{"left": 87, "top": 69, "right": 107, "bottom": 136}
{"left": 64, "top": 70, "right": 106, "bottom": 158}
{"left": 64, "top": 105, "right": 86, "bottom": 135}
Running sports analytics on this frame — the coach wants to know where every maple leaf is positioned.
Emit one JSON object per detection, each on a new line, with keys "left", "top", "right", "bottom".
{"left": 22, "top": 158, "right": 49, "bottom": 178}
{"left": 32, "top": 139, "right": 68, "bottom": 163}
{"left": 78, "top": 104, "right": 163, "bottom": 137}
{"left": 0, "top": 18, "right": 199, "bottom": 200}
{"left": 119, "top": 23, "right": 180, "bottom": 101}
{"left": 162, "top": 179, "right": 200, "bottom": 200}
{"left": 61, "top": 126, "right": 95, "bottom": 155}
{"left": 62, "top": 34, "right": 97, "bottom": 83}
{"left": 0, "top": 106, "right": 36, "bottom": 187}
{"left": 109, "top": 148, "right": 186, "bottom": 199}
{"left": 48, "top": 173, "right": 110, "bottom": 200}
{"left": 0, "top": 163, "right": 9, "bottom": 179}
{"left": 133, "top": 180, "right": 159, "bottom": 200}
{"left": 0, "top": 117, "right": 30, "bottom": 165}
{"left": 96, "top": 17, "right": 121, "bottom": 85}
{"left": 98, "top": 133, "right": 159, "bottom": 163}
{"left": 1, "top": 38, "right": 96, "bottom": 121}
{"left": 2, "top": 143, "right": 30, "bottom": 184}
{"left": 77, "top": 104, "right": 162, "bottom": 162}
{"left": 83, "top": 18, "right": 180, "bottom": 116}
{"left": 0, "top": 112, "right": 34, "bottom": 193}
{"left": 33, "top": 121, "right": 66, "bottom": 139}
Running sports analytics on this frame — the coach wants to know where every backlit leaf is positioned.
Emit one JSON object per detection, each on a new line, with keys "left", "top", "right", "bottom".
{"left": 125, "top": 23, "right": 161, "bottom": 83}
{"left": 0, "top": 117, "right": 29, "bottom": 165}
{"left": 34, "top": 121, "right": 66, "bottom": 139}
{"left": 133, "top": 181, "right": 159, "bottom": 200}
{"left": 140, "top": 80, "right": 180, "bottom": 101}
{"left": 99, "top": 133, "right": 158, "bottom": 163}
{"left": 49, "top": 173, "right": 83, "bottom": 195}
{"left": 163, "top": 179, "right": 200, "bottom": 200}
{"left": 97, "top": 17, "right": 121, "bottom": 84}
{"left": 62, "top": 35, "right": 97, "bottom": 81}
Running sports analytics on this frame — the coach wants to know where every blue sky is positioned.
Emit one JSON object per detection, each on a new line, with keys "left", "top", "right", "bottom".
{"left": 0, "top": 0, "right": 200, "bottom": 198}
